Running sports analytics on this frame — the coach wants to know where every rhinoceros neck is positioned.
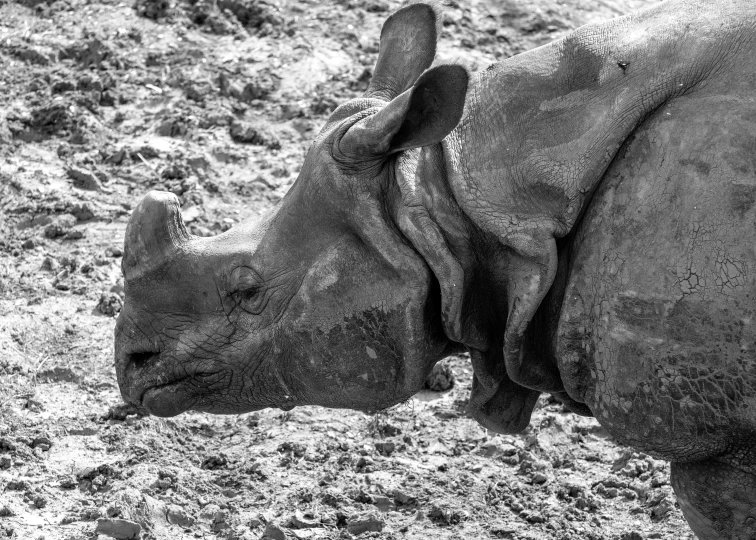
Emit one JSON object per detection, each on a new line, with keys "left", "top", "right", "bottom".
{"left": 442, "top": 0, "right": 755, "bottom": 243}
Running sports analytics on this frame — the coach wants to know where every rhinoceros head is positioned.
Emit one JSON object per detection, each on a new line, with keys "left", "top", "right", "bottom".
{"left": 115, "top": 3, "right": 471, "bottom": 417}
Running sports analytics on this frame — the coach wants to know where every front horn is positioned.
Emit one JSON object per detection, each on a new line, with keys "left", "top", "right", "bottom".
{"left": 122, "top": 190, "right": 192, "bottom": 280}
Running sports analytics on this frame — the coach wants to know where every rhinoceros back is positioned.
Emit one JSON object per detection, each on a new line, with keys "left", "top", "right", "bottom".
{"left": 556, "top": 58, "right": 756, "bottom": 461}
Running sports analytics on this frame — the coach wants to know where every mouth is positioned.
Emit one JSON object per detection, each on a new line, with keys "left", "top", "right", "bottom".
{"left": 139, "top": 377, "right": 198, "bottom": 417}
{"left": 118, "top": 348, "right": 222, "bottom": 417}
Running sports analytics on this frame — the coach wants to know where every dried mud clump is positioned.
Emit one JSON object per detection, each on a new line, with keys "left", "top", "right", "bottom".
{"left": 134, "top": 0, "right": 173, "bottom": 20}
{"left": 424, "top": 358, "right": 456, "bottom": 391}
{"left": 61, "top": 38, "right": 120, "bottom": 70}
{"left": 97, "top": 291, "right": 124, "bottom": 316}
{"left": 217, "top": 0, "right": 281, "bottom": 29}
{"left": 26, "top": 101, "right": 75, "bottom": 138}
{"left": 219, "top": 70, "right": 280, "bottom": 102}
{"left": 185, "top": 0, "right": 283, "bottom": 35}
{"left": 229, "top": 119, "right": 281, "bottom": 149}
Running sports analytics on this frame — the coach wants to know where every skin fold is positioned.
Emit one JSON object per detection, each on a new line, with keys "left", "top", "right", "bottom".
{"left": 115, "top": 1, "right": 756, "bottom": 537}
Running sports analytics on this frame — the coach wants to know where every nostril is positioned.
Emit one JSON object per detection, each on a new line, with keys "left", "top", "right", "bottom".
{"left": 128, "top": 351, "right": 160, "bottom": 371}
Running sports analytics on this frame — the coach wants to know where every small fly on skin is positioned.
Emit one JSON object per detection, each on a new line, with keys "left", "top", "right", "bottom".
{"left": 618, "top": 61, "right": 630, "bottom": 72}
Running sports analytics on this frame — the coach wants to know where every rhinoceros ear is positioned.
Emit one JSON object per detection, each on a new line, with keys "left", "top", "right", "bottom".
{"left": 339, "top": 64, "right": 468, "bottom": 157}
{"left": 366, "top": 2, "right": 442, "bottom": 101}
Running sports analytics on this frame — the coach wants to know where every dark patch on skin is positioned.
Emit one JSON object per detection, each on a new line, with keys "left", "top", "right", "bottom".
{"left": 742, "top": 135, "right": 756, "bottom": 169}
{"left": 614, "top": 296, "right": 668, "bottom": 334}
{"left": 525, "top": 181, "right": 571, "bottom": 218}
{"left": 730, "top": 184, "right": 756, "bottom": 217}
{"left": 666, "top": 298, "right": 715, "bottom": 347}
{"left": 679, "top": 158, "right": 712, "bottom": 176}
{"left": 555, "top": 36, "right": 605, "bottom": 90}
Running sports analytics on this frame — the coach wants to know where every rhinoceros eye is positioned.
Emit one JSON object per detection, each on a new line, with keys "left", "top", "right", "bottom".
{"left": 240, "top": 285, "right": 261, "bottom": 301}
{"left": 228, "top": 266, "right": 264, "bottom": 314}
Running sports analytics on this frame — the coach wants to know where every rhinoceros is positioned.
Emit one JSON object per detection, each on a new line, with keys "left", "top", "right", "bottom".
{"left": 115, "top": 1, "right": 756, "bottom": 537}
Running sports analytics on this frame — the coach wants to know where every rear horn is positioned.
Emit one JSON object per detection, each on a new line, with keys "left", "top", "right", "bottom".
{"left": 122, "top": 191, "right": 191, "bottom": 280}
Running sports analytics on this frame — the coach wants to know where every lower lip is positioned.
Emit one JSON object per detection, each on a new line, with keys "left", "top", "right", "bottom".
{"left": 141, "top": 381, "right": 196, "bottom": 417}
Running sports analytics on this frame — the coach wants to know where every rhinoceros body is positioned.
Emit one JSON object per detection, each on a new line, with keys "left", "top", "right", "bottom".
{"left": 115, "top": 1, "right": 756, "bottom": 537}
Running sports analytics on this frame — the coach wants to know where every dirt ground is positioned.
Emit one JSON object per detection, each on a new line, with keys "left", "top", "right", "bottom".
{"left": 0, "top": 0, "right": 699, "bottom": 538}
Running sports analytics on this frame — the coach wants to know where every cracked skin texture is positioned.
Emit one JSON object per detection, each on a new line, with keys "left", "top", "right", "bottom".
{"left": 505, "top": 11, "right": 756, "bottom": 540}
{"left": 437, "top": 0, "right": 756, "bottom": 537}
{"left": 551, "top": 78, "right": 756, "bottom": 537}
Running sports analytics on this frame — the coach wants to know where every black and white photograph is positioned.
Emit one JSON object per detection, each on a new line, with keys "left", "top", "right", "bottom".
{"left": 0, "top": 0, "right": 754, "bottom": 538}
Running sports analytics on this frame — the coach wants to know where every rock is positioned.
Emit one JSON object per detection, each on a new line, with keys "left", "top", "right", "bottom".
{"left": 44, "top": 214, "right": 77, "bottom": 238}
{"left": 424, "top": 359, "right": 455, "bottom": 391}
{"left": 71, "top": 202, "right": 96, "bottom": 221}
{"left": 229, "top": 120, "right": 281, "bottom": 149}
{"left": 428, "top": 504, "right": 469, "bottom": 525}
{"left": 221, "top": 71, "right": 279, "bottom": 102}
{"left": 365, "top": 0, "right": 389, "bottom": 12}
{"left": 97, "top": 292, "right": 123, "bottom": 316}
{"left": 476, "top": 441, "right": 518, "bottom": 458}
{"left": 103, "top": 403, "right": 143, "bottom": 421}
{"left": 242, "top": 71, "right": 279, "bottom": 101}
{"left": 63, "top": 38, "right": 114, "bottom": 69}
{"left": 263, "top": 522, "right": 288, "bottom": 540}
{"left": 161, "top": 164, "right": 188, "bottom": 180}
{"left": 217, "top": 0, "right": 281, "bottom": 29}
{"left": 355, "top": 455, "right": 374, "bottom": 470}
{"left": 59, "top": 254, "right": 78, "bottom": 271}
{"left": 135, "top": 0, "right": 172, "bottom": 19}
{"left": 26, "top": 100, "right": 74, "bottom": 136}
{"left": 10, "top": 45, "right": 51, "bottom": 65}
{"left": 371, "top": 495, "right": 395, "bottom": 512}
{"left": 67, "top": 167, "right": 103, "bottom": 191}
{"left": 59, "top": 475, "right": 77, "bottom": 488}
{"left": 289, "top": 510, "right": 320, "bottom": 529}
{"left": 392, "top": 489, "right": 414, "bottom": 505}
{"left": 199, "top": 503, "right": 228, "bottom": 531}
{"left": 95, "top": 518, "right": 141, "bottom": 539}
{"left": 346, "top": 511, "right": 384, "bottom": 535}
{"left": 41, "top": 256, "right": 59, "bottom": 271}
{"left": 532, "top": 472, "right": 549, "bottom": 485}
{"left": 523, "top": 511, "right": 546, "bottom": 524}
{"left": 52, "top": 80, "right": 76, "bottom": 94}
{"left": 201, "top": 454, "right": 228, "bottom": 470}
{"left": 31, "top": 436, "right": 53, "bottom": 450}
{"left": 64, "top": 229, "right": 85, "bottom": 240}
{"left": 22, "top": 238, "right": 36, "bottom": 249}
{"left": 167, "top": 505, "right": 194, "bottom": 528}
{"left": 374, "top": 441, "right": 395, "bottom": 456}
{"left": 77, "top": 74, "right": 103, "bottom": 93}
{"left": 290, "top": 529, "right": 326, "bottom": 540}
{"left": 0, "top": 437, "right": 17, "bottom": 452}
{"left": 650, "top": 496, "right": 675, "bottom": 521}
{"left": 156, "top": 118, "right": 189, "bottom": 137}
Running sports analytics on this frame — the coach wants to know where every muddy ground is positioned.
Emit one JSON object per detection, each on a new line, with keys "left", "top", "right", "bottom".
{"left": 0, "top": 0, "right": 698, "bottom": 538}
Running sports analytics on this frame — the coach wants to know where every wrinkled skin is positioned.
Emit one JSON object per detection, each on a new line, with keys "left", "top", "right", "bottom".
{"left": 116, "top": 1, "right": 756, "bottom": 538}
